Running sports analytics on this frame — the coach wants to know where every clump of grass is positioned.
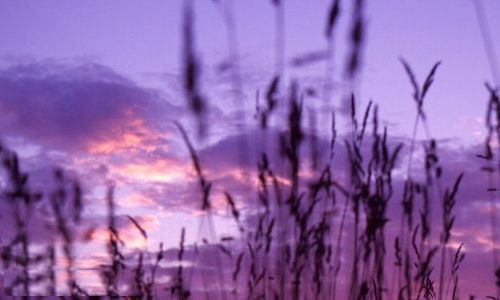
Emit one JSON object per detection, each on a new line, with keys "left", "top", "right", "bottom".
{"left": 0, "top": 145, "right": 87, "bottom": 298}
{"left": 478, "top": 83, "right": 500, "bottom": 299}
{"left": 394, "top": 59, "right": 467, "bottom": 300}
{"left": 99, "top": 185, "right": 126, "bottom": 299}
{"left": 170, "top": 228, "right": 190, "bottom": 300}
{"left": 0, "top": 146, "right": 41, "bottom": 297}
{"left": 48, "top": 169, "right": 87, "bottom": 297}
{"left": 0, "top": 2, "right": 484, "bottom": 300}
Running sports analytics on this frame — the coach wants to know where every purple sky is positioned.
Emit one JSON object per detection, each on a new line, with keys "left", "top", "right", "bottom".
{"left": 0, "top": 0, "right": 500, "bottom": 298}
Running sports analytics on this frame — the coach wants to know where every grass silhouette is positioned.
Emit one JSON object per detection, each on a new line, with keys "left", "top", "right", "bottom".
{"left": 0, "top": 1, "right": 499, "bottom": 299}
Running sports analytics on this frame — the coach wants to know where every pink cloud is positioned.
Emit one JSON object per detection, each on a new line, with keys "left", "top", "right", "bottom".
{"left": 0, "top": 60, "right": 182, "bottom": 154}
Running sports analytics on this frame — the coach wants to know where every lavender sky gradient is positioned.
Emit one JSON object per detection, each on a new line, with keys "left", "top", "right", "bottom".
{"left": 0, "top": 0, "right": 500, "bottom": 298}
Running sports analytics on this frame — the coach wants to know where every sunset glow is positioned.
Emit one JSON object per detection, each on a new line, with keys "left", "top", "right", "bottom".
{"left": 0, "top": 0, "right": 500, "bottom": 299}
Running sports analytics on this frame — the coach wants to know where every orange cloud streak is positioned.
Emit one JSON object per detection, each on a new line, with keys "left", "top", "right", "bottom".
{"left": 112, "top": 158, "right": 189, "bottom": 182}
